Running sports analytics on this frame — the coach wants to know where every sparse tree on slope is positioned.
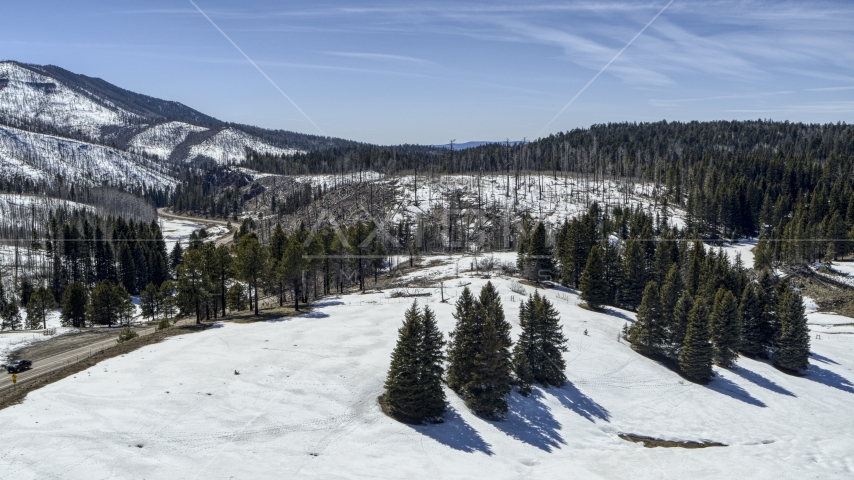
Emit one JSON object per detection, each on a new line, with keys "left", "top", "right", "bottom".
{"left": 384, "top": 302, "right": 424, "bottom": 419}
{"left": 710, "top": 288, "right": 741, "bottom": 368}
{"left": 773, "top": 289, "right": 811, "bottom": 372}
{"left": 739, "top": 284, "right": 765, "bottom": 357}
{"left": 513, "top": 292, "right": 567, "bottom": 388}
{"left": 579, "top": 245, "right": 607, "bottom": 310}
{"left": 465, "top": 283, "right": 513, "bottom": 417}
{"left": 629, "top": 281, "right": 666, "bottom": 356}
{"left": 27, "top": 286, "right": 57, "bottom": 330}
{"left": 668, "top": 291, "right": 694, "bottom": 355}
{"left": 60, "top": 282, "right": 88, "bottom": 328}
{"left": 679, "top": 299, "right": 714, "bottom": 381}
{"left": 418, "top": 305, "right": 446, "bottom": 418}
{"left": 384, "top": 301, "right": 446, "bottom": 421}
{"left": 446, "top": 287, "right": 479, "bottom": 393}
{"left": 1, "top": 302, "right": 22, "bottom": 331}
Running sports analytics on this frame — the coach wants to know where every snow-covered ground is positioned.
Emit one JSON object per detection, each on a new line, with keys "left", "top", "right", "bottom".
{"left": 0, "top": 257, "right": 851, "bottom": 479}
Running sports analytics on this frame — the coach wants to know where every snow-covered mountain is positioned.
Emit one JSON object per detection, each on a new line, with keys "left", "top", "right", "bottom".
{"left": 0, "top": 124, "right": 176, "bottom": 189}
{"left": 0, "top": 61, "right": 137, "bottom": 141}
{"left": 128, "top": 121, "right": 206, "bottom": 160}
{"left": 0, "top": 60, "right": 349, "bottom": 188}
{"left": 186, "top": 127, "right": 302, "bottom": 164}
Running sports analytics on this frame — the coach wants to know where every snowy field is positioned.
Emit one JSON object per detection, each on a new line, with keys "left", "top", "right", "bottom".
{"left": 0, "top": 258, "right": 851, "bottom": 479}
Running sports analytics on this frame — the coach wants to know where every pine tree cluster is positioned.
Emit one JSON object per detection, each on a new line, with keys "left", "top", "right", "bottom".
{"left": 384, "top": 282, "right": 569, "bottom": 421}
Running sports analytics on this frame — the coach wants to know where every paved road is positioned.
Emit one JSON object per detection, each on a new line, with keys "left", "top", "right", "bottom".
{"left": 0, "top": 318, "right": 197, "bottom": 392}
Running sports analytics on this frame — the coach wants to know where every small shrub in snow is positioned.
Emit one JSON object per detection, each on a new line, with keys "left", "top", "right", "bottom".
{"left": 117, "top": 327, "right": 139, "bottom": 344}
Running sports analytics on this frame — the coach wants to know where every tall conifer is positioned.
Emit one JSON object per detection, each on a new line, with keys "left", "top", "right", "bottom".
{"left": 679, "top": 299, "right": 714, "bottom": 381}
{"left": 710, "top": 288, "right": 741, "bottom": 368}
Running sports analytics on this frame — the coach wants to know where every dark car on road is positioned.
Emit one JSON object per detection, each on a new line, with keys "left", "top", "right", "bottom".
{"left": 6, "top": 360, "right": 32, "bottom": 374}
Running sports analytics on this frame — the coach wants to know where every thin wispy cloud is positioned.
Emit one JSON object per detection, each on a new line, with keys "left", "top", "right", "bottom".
{"left": 322, "top": 51, "right": 438, "bottom": 66}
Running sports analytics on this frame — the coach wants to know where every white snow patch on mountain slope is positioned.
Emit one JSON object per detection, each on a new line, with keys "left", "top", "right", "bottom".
{"left": 0, "top": 260, "right": 851, "bottom": 479}
{"left": 0, "top": 62, "right": 134, "bottom": 139}
{"left": 187, "top": 128, "right": 302, "bottom": 164}
{"left": 0, "top": 125, "right": 176, "bottom": 189}
{"left": 129, "top": 121, "right": 207, "bottom": 159}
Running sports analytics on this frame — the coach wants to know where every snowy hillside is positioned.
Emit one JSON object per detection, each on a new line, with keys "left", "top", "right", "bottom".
{"left": 128, "top": 121, "right": 206, "bottom": 159}
{"left": 383, "top": 174, "right": 682, "bottom": 229}
{"left": 0, "top": 194, "right": 93, "bottom": 228}
{"left": 0, "top": 258, "right": 850, "bottom": 479}
{"left": 0, "top": 61, "right": 135, "bottom": 140}
{"left": 0, "top": 125, "right": 176, "bottom": 189}
{"left": 187, "top": 127, "right": 302, "bottom": 164}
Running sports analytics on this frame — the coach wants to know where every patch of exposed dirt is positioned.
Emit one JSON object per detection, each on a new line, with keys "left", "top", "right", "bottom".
{"left": 792, "top": 274, "right": 854, "bottom": 319}
{"left": 619, "top": 433, "right": 727, "bottom": 448}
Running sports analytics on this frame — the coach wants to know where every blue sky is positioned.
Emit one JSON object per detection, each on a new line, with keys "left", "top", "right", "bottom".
{"left": 2, "top": 1, "right": 854, "bottom": 144}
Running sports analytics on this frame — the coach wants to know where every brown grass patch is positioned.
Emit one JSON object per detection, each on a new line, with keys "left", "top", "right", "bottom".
{"left": 619, "top": 433, "right": 726, "bottom": 449}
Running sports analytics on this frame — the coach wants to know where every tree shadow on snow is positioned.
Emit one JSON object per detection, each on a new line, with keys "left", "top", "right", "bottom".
{"left": 296, "top": 311, "right": 330, "bottom": 319}
{"left": 810, "top": 352, "right": 840, "bottom": 365}
{"left": 602, "top": 308, "right": 634, "bottom": 323}
{"left": 706, "top": 375, "right": 766, "bottom": 407}
{"left": 490, "top": 390, "right": 565, "bottom": 452}
{"left": 310, "top": 300, "right": 345, "bottom": 308}
{"left": 729, "top": 366, "right": 795, "bottom": 397}
{"left": 551, "top": 382, "right": 611, "bottom": 422}
{"left": 413, "top": 406, "right": 493, "bottom": 455}
{"left": 804, "top": 364, "right": 854, "bottom": 394}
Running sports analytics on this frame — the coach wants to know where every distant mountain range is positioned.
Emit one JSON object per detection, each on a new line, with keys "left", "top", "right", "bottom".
{"left": 432, "top": 140, "right": 521, "bottom": 150}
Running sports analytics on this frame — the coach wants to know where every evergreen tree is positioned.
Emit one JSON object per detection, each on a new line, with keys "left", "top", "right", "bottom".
{"left": 669, "top": 291, "right": 695, "bottom": 354}
{"left": 1, "top": 302, "right": 22, "bottom": 331}
{"left": 227, "top": 284, "right": 247, "bottom": 312}
{"left": 710, "top": 288, "right": 741, "bottom": 368}
{"left": 512, "top": 344, "right": 535, "bottom": 396}
{"left": 739, "top": 284, "right": 765, "bottom": 357}
{"left": 383, "top": 301, "right": 446, "bottom": 421}
{"left": 465, "top": 283, "right": 513, "bottom": 417}
{"left": 60, "top": 282, "right": 88, "bottom": 328}
{"left": 659, "top": 264, "right": 683, "bottom": 341}
{"left": 526, "top": 222, "right": 553, "bottom": 282}
{"left": 579, "top": 245, "right": 608, "bottom": 309}
{"left": 140, "top": 282, "right": 161, "bottom": 322}
{"left": 679, "top": 299, "right": 714, "bottom": 381}
{"left": 27, "top": 286, "right": 57, "bottom": 330}
{"left": 19, "top": 280, "right": 34, "bottom": 308}
{"left": 88, "top": 281, "right": 117, "bottom": 326}
{"left": 233, "top": 234, "right": 269, "bottom": 315}
{"left": 0, "top": 274, "right": 7, "bottom": 313}
{"left": 446, "top": 287, "right": 479, "bottom": 393}
{"left": 169, "top": 242, "right": 184, "bottom": 275}
{"left": 513, "top": 292, "right": 567, "bottom": 387}
{"left": 773, "top": 289, "right": 811, "bottom": 372}
{"left": 279, "top": 234, "right": 307, "bottom": 311}
{"left": 620, "top": 237, "right": 647, "bottom": 310}
{"left": 418, "top": 305, "right": 447, "bottom": 418}
{"left": 629, "top": 281, "right": 667, "bottom": 356}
